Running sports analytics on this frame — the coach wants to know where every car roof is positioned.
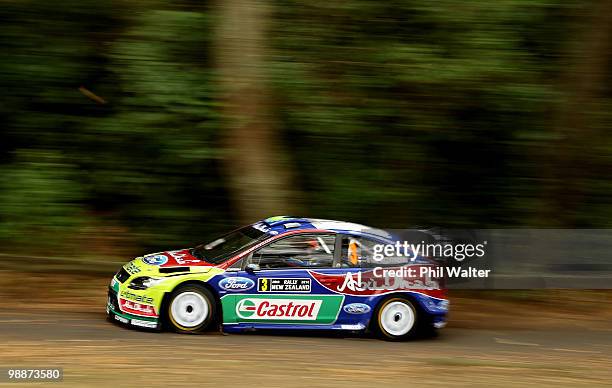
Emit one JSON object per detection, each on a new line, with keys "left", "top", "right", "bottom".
{"left": 257, "top": 216, "right": 393, "bottom": 241}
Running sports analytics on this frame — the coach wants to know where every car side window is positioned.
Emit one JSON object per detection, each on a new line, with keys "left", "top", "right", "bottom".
{"left": 250, "top": 234, "right": 336, "bottom": 269}
{"left": 340, "top": 236, "right": 408, "bottom": 267}
{"left": 340, "top": 236, "right": 376, "bottom": 267}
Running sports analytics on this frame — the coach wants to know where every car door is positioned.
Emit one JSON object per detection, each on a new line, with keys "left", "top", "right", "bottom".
{"left": 222, "top": 233, "right": 345, "bottom": 327}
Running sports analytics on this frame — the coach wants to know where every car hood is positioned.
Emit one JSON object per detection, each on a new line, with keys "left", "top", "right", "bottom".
{"left": 139, "top": 248, "right": 215, "bottom": 269}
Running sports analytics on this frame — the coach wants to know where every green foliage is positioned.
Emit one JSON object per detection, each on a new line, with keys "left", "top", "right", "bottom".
{"left": 82, "top": 7, "right": 228, "bottom": 248}
{"left": 270, "top": 0, "right": 603, "bottom": 227}
{"left": 0, "top": 150, "right": 85, "bottom": 248}
{"left": 1, "top": 0, "right": 611, "bottom": 259}
{"left": 0, "top": 1, "right": 230, "bottom": 255}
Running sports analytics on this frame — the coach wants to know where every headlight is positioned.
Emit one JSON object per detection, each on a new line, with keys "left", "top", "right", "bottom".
{"left": 128, "top": 276, "right": 166, "bottom": 290}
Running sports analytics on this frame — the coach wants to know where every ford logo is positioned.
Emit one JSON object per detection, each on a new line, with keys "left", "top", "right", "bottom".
{"left": 219, "top": 277, "right": 255, "bottom": 292}
{"left": 142, "top": 254, "right": 168, "bottom": 266}
{"left": 343, "top": 303, "right": 371, "bottom": 314}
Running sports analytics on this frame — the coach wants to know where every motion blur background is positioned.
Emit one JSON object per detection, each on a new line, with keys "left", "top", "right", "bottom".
{"left": 1, "top": 4, "right": 611, "bottom": 385}
{"left": 2, "top": 0, "right": 612, "bottom": 261}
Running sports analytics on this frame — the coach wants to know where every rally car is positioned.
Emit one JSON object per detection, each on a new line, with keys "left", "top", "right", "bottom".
{"left": 107, "top": 216, "right": 448, "bottom": 340}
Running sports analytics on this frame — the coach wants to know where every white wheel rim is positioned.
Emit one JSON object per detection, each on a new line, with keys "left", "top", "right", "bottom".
{"left": 380, "top": 301, "right": 415, "bottom": 336}
{"left": 170, "top": 291, "right": 209, "bottom": 328}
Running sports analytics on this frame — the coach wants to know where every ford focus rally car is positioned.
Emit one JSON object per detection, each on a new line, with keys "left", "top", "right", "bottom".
{"left": 107, "top": 216, "right": 448, "bottom": 340}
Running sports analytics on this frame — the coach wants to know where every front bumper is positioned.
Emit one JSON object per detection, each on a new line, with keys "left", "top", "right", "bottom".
{"left": 107, "top": 287, "right": 160, "bottom": 330}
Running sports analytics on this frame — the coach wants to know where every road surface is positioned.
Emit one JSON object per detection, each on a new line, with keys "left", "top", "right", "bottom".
{"left": 0, "top": 309, "right": 610, "bottom": 387}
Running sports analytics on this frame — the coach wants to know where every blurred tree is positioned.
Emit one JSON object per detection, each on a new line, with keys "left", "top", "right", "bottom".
{"left": 215, "top": 0, "right": 297, "bottom": 224}
{"left": 269, "top": 0, "right": 561, "bottom": 227}
{"left": 1, "top": 0, "right": 612, "bottom": 261}
{"left": 0, "top": 1, "right": 233, "bottom": 254}
{"left": 542, "top": 0, "right": 612, "bottom": 226}
{"left": 83, "top": 4, "right": 233, "bottom": 249}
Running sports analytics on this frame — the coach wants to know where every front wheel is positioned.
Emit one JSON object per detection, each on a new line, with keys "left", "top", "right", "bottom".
{"left": 373, "top": 297, "right": 420, "bottom": 341}
{"left": 166, "top": 285, "right": 216, "bottom": 333}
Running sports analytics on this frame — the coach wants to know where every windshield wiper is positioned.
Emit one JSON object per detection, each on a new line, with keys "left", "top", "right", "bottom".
{"left": 205, "top": 238, "right": 225, "bottom": 250}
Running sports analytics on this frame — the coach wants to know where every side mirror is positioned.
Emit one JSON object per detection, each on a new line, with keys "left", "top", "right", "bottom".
{"left": 245, "top": 263, "right": 260, "bottom": 274}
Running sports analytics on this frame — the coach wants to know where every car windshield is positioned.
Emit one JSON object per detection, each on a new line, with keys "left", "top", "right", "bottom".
{"left": 191, "top": 225, "right": 267, "bottom": 264}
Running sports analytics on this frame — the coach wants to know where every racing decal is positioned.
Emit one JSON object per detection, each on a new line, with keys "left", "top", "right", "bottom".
{"left": 258, "top": 278, "right": 311, "bottom": 293}
{"left": 114, "top": 315, "right": 129, "bottom": 324}
{"left": 252, "top": 222, "right": 270, "bottom": 233}
{"left": 264, "top": 216, "right": 290, "bottom": 223}
{"left": 131, "top": 319, "right": 157, "bottom": 328}
{"left": 110, "top": 277, "right": 120, "bottom": 293}
{"left": 340, "top": 324, "right": 365, "bottom": 330}
{"left": 166, "top": 250, "right": 203, "bottom": 265}
{"left": 236, "top": 299, "right": 321, "bottom": 320}
{"left": 119, "top": 298, "right": 158, "bottom": 317}
{"left": 142, "top": 254, "right": 168, "bottom": 266}
{"left": 309, "top": 267, "right": 446, "bottom": 299}
{"left": 343, "top": 303, "right": 371, "bottom": 314}
{"left": 120, "top": 290, "right": 155, "bottom": 304}
{"left": 219, "top": 277, "right": 255, "bottom": 292}
{"left": 143, "top": 249, "right": 212, "bottom": 267}
{"left": 223, "top": 294, "right": 344, "bottom": 324}
{"left": 124, "top": 261, "right": 142, "bottom": 274}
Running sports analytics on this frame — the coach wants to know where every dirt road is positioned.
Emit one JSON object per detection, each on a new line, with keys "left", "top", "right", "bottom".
{"left": 1, "top": 308, "right": 610, "bottom": 387}
{"left": 1, "top": 271, "right": 610, "bottom": 387}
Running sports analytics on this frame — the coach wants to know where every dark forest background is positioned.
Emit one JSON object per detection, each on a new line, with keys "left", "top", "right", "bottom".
{"left": 2, "top": 0, "right": 612, "bottom": 259}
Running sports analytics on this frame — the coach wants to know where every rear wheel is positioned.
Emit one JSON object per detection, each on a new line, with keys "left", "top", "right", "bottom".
{"left": 166, "top": 285, "right": 216, "bottom": 333}
{"left": 374, "top": 297, "right": 419, "bottom": 341}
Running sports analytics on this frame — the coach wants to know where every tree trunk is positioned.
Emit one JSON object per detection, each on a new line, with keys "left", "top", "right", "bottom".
{"left": 214, "top": 0, "right": 297, "bottom": 225}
